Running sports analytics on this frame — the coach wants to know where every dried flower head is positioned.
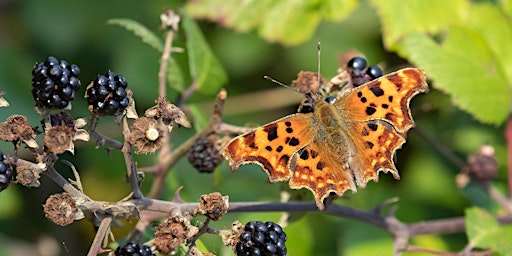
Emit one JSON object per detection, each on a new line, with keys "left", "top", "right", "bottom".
{"left": 44, "top": 126, "right": 74, "bottom": 154}
{"left": 0, "top": 115, "right": 35, "bottom": 142}
{"left": 43, "top": 192, "right": 78, "bottom": 226}
{"left": 128, "top": 117, "right": 167, "bottom": 154}
{"left": 15, "top": 163, "right": 41, "bottom": 187}
{"left": 197, "top": 192, "right": 228, "bottom": 221}
{"left": 154, "top": 215, "right": 198, "bottom": 254}
{"left": 145, "top": 97, "right": 191, "bottom": 129}
{"left": 220, "top": 221, "right": 244, "bottom": 247}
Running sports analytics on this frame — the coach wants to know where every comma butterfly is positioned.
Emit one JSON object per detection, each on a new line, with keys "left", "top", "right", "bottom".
{"left": 222, "top": 67, "right": 428, "bottom": 210}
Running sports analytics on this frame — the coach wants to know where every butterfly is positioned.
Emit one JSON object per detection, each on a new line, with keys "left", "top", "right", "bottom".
{"left": 222, "top": 68, "right": 428, "bottom": 209}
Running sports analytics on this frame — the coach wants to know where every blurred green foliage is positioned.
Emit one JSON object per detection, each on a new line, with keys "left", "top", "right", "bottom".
{"left": 0, "top": 0, "right": 510, "bottom": 255}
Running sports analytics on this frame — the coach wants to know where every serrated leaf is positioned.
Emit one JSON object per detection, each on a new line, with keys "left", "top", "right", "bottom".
{"left": 182, "top": 13, "right": 227, "bottom": 95}
{"left": 465, "top": 207, "right": 512, "bottom": 254}
{"left": 107, "top": 19, "right": 164, "bottom": 52}
{"left": 466, "top": 3, "right": 512, "bottom": 84}
{"left": 185, "top": 0, "right": 358, "bottom": 45}
{"left": 397, "top": 30, "right": 510, "bottom": 124}
{"left": 167, "top": 57, "right": 186, "bottom": 92}
{"left": 371, "top": 0, "right": 468, "bottom": 49}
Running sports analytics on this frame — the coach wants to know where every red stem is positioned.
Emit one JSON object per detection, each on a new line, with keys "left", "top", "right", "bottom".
{"left": 505, "top": 114, "right": 512, "bottom": 197}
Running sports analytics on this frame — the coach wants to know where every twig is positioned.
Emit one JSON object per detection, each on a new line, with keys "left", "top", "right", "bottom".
{"left": 121, "top": 115, "right": 143, "bottom": 199}
{"left": 414, "top": 124, "right": 466, "bottom": 169}
{"left": 87, "top": 216, "right": 113, "bottom": 256}
{"left": 88, "top": 114, "right": 124, "bottom": 150}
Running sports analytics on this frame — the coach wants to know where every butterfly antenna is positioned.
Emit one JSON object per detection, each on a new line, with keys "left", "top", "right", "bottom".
{"left": 317, "top": 42, "right": 321, "bottom": 88}
{"left": 264, "top": 75, "right": 290, "bottom": 88}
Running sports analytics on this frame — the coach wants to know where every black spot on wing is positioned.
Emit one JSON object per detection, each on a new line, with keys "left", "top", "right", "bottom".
{"left": 263, "top": 123, "right": 278, "bottom": 141}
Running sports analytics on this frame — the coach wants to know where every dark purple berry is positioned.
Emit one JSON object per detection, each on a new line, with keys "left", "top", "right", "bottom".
{"left": 31, "top": 56, "right": 81, "bottom": 109}
{"left": 114, "top": 241, "right": 155, "bottom": 256}
{"left": 85, "top": 71, "right": 129, "bottom": 116}
{"left": 347, "top": 56, "right": 367, "bottom": 71}
{"left": 0, "top": 152, "right": 12, "bottom": 192}
{"left": 366, "top": 65, "right": 383, "bottom": 79}
{"left": 235, "top": 221, "right": 287, "bottom": 256}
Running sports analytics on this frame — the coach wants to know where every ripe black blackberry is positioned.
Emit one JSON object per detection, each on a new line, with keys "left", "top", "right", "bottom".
{"left": 366, "top": 65, "right": 383, "bottom": 79}
{"left": 31, "top": 56, "right": 81, "bottom": 109}
{"left": 115, "top": 241, "right": 155, "bottom": 256}
{"left": 0, "top": 152, "right": 12, "bottom": 192}
{"left": 347, "top": 56, "right": 367, "bottom": 77}
{"left": 85, "top": 71, "right": 129, "bottom": 116}
{"left": 235, "top": 221, "right": 287, "bottom": 256}
{"left": 188, "top": 136, "right": 222, "bottom": 173}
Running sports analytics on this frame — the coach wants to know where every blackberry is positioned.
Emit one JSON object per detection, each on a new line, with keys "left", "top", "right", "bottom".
{"left": 347, "top": 56, "right": 367, "bottom": 77}
{"left": 235, "top": 221, "right": 287, "bottom": 256}
{"left": 85, "top": 71, "right": 129, "bottom": 116}
{"left": 297, "top": 98, "right": 314, "bottom": 113}
{"left": 0, "top": 152, "right": 12, "bottom": 192}
{"left": 366, "top": 65, "right": 383, "bottom": 79}
{"left": 31, "top": 56, "right": 81, "bottom": 109}
{"left": 188, "top": 136, "right": 223, "bottom": 173}
{"left": 324, "top": 96, "right": 337, "bottom": 104}
{"left": 115, "top": 241, "right": 155, "bottom": 256}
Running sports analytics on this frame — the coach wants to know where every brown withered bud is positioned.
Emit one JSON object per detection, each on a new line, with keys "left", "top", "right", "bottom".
{"left": 220, "top": 221, "right": 244, "bottom": 248}
{"left": 291, "top": 71, "right": 325, "bottom": 97}
{"left": 0, "top": 115, "right": 35, "bottom": 142}
{"left": 44, "top": 126, "right": 74, "bottom": 154}
{"left": 197, "top": 192, "right": 228, "bottom": 221}
{"left": 467, "top": 144, "right": 498, "bottom": 183}
{"left": 43, "top": 192, "right": 78, "bottom": 226}
{"left": 145, "top": 97, "right": 191, "bottom": 128}
{"left": 154, "top": 215, "right": 198, "bottom": 254}
{"left": 15, "top": 163, "right": 41, "bottom": 187}
{"left": 128, "top": 117, "right": 167, "bottom": 154}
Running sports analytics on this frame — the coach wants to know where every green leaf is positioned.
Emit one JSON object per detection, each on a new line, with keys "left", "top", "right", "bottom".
{"left": 371, "top": 0, "right": 467, "bottom": 49}
{"left": 107, "top": 18, "right": 164, "bottom": 52}
{"left": 500, "top": 0, "right": 512, "bottom": 19}
{"left": 167, "top": 57, "right": 186, "bottom": 92}
{"left": 465, "top": 207, "right": 512, "bottom": 254}
{"left": 185, "top": 0, "right": 358, "bottom": 45}
{"left": 189, "top": 104, "right": 209, "bottom": 132}
{"left": 181, "top": 13, "right": 227, "bottom": 95}
{"left": 465, "top": 207, "right": 500, "bottom": 247}
{"left": 397, "top": 30, "right": 510, "bottom": 124}
{"left": 466, "top": 3, "right": 512, "bottom": 84}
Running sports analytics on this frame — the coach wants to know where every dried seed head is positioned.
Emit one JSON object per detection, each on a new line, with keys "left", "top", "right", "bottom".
{"left": 220, "top": 221, "right": 244, "bottom": 247}
{"left": 467, "top": 144, "right": 498, "bottom": 183}
{"left": 43, "top": 192, "right": 78, "bottom": 226}
{"left": 128, "top": 117, "right": 167, "bottom": 154}
{"left": 44, "top": 126, "right": 74, "bottom": 154}
{"left": 0, "top": 115, "right": 35, "bottom": 142}
{"left": 197, "top": 192, "right": 228, "bottom": 221}
{"left": 145, "top": 97, "right": 190, "bottom": 128}
{"left": 15, "top": 163, "right": 41, "bottom": 187}
{"left": 154, "top": 215, "right": 198, "bottom": 254}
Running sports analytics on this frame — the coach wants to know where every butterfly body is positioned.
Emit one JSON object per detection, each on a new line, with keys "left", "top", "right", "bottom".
{"left": 222, "top": 68, "right": 428, "bottom": 209}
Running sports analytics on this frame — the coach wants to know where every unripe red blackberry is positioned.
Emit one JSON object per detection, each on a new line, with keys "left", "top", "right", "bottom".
{"left": 85, "top": 71, "right": 129, "bottom": 116}
{"left": 0, "top": 151, "right": 12, "bottom": 192}
{"left": 115, "top": 241, "right": 155, "bottom": 256}
{"left": 235, "top": 221, "right": 287, "bottom": 256}
{"left": 31, "top": 56, "right": 81, "bottom": 109}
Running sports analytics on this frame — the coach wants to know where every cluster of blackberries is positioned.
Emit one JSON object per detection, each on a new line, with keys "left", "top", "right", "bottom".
{"left": 236, "top": 221, "right": 287, "bottom": 256}
{"left": 85, "top": 71, "right": 129, "bottom": 116}
{"left": 31, "top": 56, "right": 81, "bottom": 109}
{"left": 346, "top": 56, "right": 382, "bottom": 86}
{"left": 115, "top": 241, "right": 155, "bottom": 256}
{"left": 0, "top": 152, "right": 12, "bottom": 192}
{"left": 188, "top": 136, "right": 222, "bottom": 173}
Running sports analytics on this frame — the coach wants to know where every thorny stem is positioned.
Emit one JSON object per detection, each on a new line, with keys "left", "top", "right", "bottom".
{"left": 87, "top": 114, "right": 123, "bottom": 150}
{"left": 87, "top": 216, "right": 112, "bottom": 256}
{"left": 121, "top": 115, "right": 143, "bottom": 199}
{"left": 148, "top": 89, "right": 228, "bottom": 199}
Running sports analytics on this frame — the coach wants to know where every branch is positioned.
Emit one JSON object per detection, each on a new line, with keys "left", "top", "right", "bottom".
{"left": 87, "top": 215, "right": 113, "bottom": 256}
